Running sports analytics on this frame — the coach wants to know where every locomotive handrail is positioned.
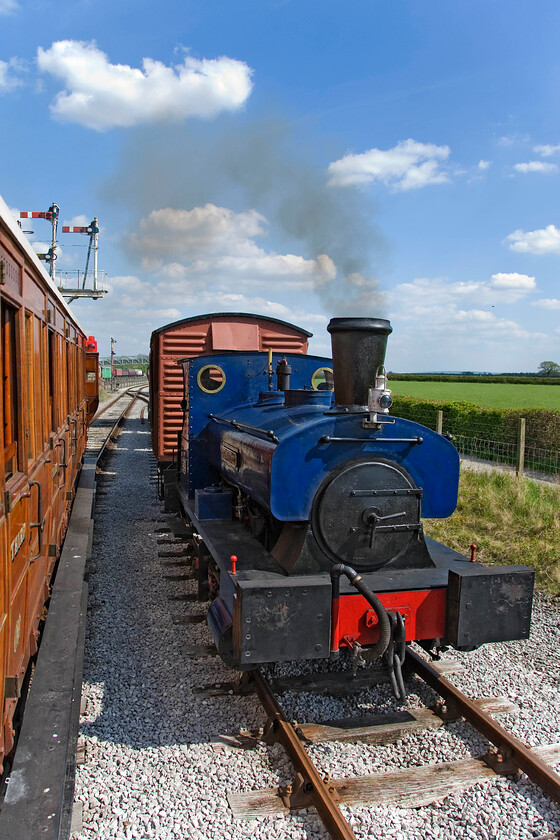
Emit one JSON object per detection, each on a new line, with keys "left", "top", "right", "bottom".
{"left": 208, "top": 413, "right": 280, "bottom": 444}
{"left": 319, "top": 435, "right": 423, "bottom": 445}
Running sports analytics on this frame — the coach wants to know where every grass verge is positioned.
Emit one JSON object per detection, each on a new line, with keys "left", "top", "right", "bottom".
{"left": 391, "top": 379, "right": 560, "bottom": 410}
{"left": 423, "top": 468, "right": 560, "bottom": 596}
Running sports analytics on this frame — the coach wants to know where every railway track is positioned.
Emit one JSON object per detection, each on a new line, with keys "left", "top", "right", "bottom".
{"left": 221, "top": 658, "right": 560, "bottom": 840}
{"left": 87, "top": 386, "right": 148, "bottom": 459}
{"left": 0, "top": 387, "right": 144, "bottom": 840}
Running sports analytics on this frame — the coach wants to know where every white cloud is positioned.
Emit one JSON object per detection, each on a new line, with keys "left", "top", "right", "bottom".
{"left": 513, "top": 161, "right": 558, "bottom": 174}
{"left": 478, "top": 160, "right": 491, "bottom": 170}
{"left": 37, "top": 40, "right": 253, "bottom": 130}
{"left": 130, "top": 205, "right": 267, "bottom": 264}
{"left": 162, "top": 253, "right": 335, "bottom": 287}
{"left": 505, "top": 225, "right": 560, "bottom": 254}
{"left": 73, "top": 275, "right": 329, "bottom": 356}
{"left": 30, "top": 240, "right": 51, "bottom": 255}
{"left": 108, "top": 274, "right": 148, "bottom": 292}
{"left": 385, "top": 294, "right": 535, "bottom": 372}
{"left": 392, "top": 272, "right": 535, "bottom": 308}
{"left": 533, "top": 143, "right": 560, "bottom": 157}
{"left": 0, "top": 58, "right": 24, "bottom": 92}
{"left": 327, "top": 139, "right": 451, "bottom": 190}
{"left": 487, "top": 272, "right": 535, "bottom": 294}
{"left": 0, "top": 0, "right": 18, "bottom": 14}
{"left": 389, "top": 299, "right": 531, "bottom": 351}
{"left": 127, "top": 204, "right": 336, "bottom": 290}
{"left": 63, "top": 213, "right": 91, "bottom": 228}
{"left": 532, "top": 298, "right": 560, "bottom": 310}
{"left": 131, "top": 307, "right": 182, "bottom": 321}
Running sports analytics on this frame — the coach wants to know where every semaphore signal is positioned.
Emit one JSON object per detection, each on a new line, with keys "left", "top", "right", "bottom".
{"left": 20, "top": 203, "right": 59, "bottom": 281}
{"left": 18, "top": 203, "right": 108, "bottom": 302}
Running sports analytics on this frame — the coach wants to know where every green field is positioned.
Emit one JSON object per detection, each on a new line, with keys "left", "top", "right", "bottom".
{"left": 390, "top": 380, "right": 560, "bottom": 411}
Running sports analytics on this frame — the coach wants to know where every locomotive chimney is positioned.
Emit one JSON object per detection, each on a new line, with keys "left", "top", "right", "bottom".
{"left": 327, "top": 316, "right": 393, "bottom": 409}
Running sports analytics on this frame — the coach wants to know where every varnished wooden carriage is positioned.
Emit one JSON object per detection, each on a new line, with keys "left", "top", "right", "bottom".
{"left": 0, "top": 195, "right": 98, "bottom": 774}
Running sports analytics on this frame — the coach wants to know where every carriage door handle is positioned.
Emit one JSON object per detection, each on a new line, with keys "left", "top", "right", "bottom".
{"left": 71, "top": 417, "right": 78, "bottom": 454}
{"left": 56, "top": 437, "right": 68, "bottom": 486}
{"left": 29, "top": 480, "right": 44, "bottom": 561}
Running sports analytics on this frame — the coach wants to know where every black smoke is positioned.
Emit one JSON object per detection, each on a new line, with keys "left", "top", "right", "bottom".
{"left": 103, "top": 115, "right": 389, "bottom": 315}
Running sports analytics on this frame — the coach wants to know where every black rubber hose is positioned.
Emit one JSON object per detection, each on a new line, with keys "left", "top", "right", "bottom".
{"left": 330, "top": 563, "right": 391, "bottom": 659}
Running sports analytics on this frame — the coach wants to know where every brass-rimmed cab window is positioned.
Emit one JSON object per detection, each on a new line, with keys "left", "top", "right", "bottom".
{"left": 197, "top": 364, "right": 226, "bottom": 393}
{"left": 2, "top": 304, "right": 19, "bottom": 478}
{"left": 311, "top": 367, "right": 334, "bottom": 392}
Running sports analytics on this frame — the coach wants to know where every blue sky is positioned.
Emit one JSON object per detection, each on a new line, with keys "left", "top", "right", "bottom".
{"left": 1, "top": 0, "right": 560, "bottom": 372}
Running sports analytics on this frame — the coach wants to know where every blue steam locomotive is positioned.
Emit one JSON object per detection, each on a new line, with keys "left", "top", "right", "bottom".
{"left": 168, "top": 315, "right": 533, "bottom": 697}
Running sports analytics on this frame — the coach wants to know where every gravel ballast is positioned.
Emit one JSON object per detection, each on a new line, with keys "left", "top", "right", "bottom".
{"left": 72, "top": 410, "right": 560, "bottom": 840}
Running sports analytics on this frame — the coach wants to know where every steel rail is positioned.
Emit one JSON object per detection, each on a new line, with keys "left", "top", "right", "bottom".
{"left": 250, "top": 669, "right": 358, "bottom": 840}
{"left": 90, "top": 391, "right": 141, "bottom": 461}
{"left": 407, "top": 647, "right": 560, "bottom": 805}
{"left": 94, "top": 385, "right": 147, "bottom": 419}
{"left": 87, "top": 389, "right": 144, "bottom": 462}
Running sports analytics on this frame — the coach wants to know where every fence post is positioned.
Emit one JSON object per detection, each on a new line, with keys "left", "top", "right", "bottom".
{"left": 516, "top": 417, "right": 526, "bottom": 476}
{"left": 436, "top": 410, "right": 443, "bottom": 435}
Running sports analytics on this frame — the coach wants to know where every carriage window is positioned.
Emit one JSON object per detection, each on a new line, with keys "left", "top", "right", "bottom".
{"left": 2, "top": 304, "right": 19, "bottom": 477}
{"left": 197, "top": 364, "right": 226, "bottom": 393}
{"left": 311, "top": 367, "right": 334, "bottom": 391}
{"left": 33, "top": 315, "right": 43, "bottom": 452}
{"left": 25, "top": 313, "right": 35, "bottom": 461}
{"left": 48, "top": 330, "right": 56, "bottom": 432}
{"left": 66, "top": 342, "right": 73, "bottom": 417}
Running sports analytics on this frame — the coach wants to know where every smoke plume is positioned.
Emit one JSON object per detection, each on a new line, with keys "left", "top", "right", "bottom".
{"left": 103, "top": 115, "right": 390, "bottom": 315}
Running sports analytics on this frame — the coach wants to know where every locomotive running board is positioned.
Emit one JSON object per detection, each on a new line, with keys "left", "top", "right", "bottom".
{"left": 227, "top": 743, "right": 560, "bottom": 816}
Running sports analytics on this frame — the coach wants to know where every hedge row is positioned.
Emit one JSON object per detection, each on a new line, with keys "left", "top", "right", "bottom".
{"left": 392, "top": 395, "right": 560, "bottom": 452}
{"left": 390, "top": 374, "right": 560, "bottom": 385}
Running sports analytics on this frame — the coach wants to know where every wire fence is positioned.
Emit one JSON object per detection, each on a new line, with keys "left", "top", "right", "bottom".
{"left": 392, "top": 401, "right": 560, "bottom": 479}
{"left": 455, "top": 435, "right": 517, "bottom": 466}
{"left": 524, "top": 443, "right": 560, "bottom": 476}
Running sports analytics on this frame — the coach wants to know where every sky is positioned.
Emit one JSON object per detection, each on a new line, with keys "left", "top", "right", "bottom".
{"left": 1, "top": 0, "right": 560, "bottom": 372}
